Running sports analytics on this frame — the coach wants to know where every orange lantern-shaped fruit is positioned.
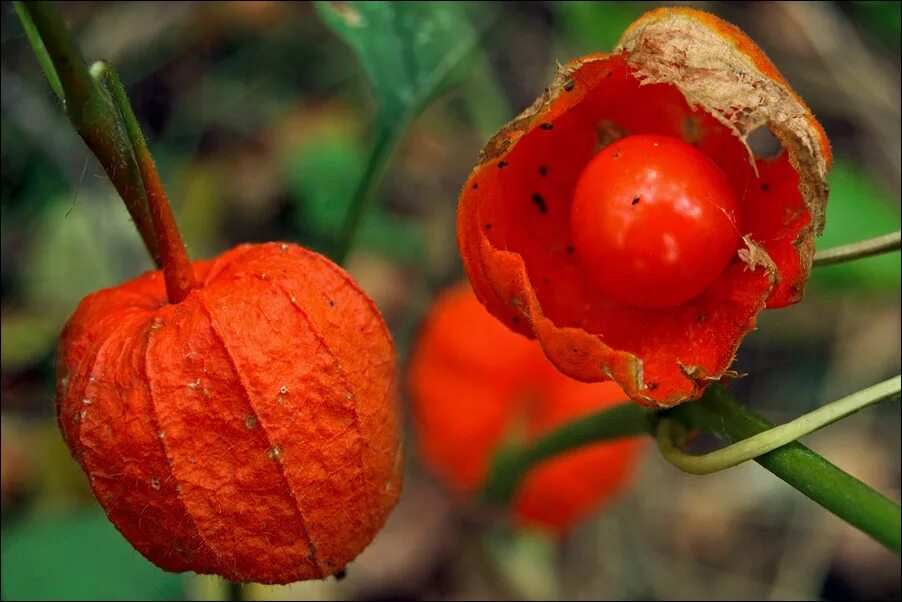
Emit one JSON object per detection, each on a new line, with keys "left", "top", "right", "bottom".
{"left": 410, "top": 284, "right": 644, "bottom": 532}
{"left": 57, "top": 243, "right": 402, "bottom": 584}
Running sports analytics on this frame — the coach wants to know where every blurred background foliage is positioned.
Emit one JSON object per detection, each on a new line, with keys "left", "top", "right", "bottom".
{"left": 1, "top": 1, "right": 899, "bottom": 600}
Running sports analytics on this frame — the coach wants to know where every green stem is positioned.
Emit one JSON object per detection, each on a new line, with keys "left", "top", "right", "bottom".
{"left": 14, "top": 1, "right": 160, "bottom": 265}
{"left": 658, "top": 376, "right": 900, "bottom": 475}
{"left": 480, "top": 381, "right": 901, "bottom": 553}
{"left": 481, "top": 402, "right": 653, "bottom": 503}
{"left": 89, "top": 63, "right": 148, "bottom": 159}
{"left": 13, "top": 2, "right": 63, "bottom": 101}
{"left": 669, "top": 383, "right": 901, "bottom": 553}
{"left": 18, "top": 2, "right": 94, "bottom": 111}
{"left": 813, "top": 230, "right": 901, "bottom": 267}
{"left": 329, "top": 5, "right": 494, "bottom": 265}
{"left": 332, "top": 121, "right": 406, "bottom": 264}
{"left": 91, "top": 62, "right": 198, "bottom": 303}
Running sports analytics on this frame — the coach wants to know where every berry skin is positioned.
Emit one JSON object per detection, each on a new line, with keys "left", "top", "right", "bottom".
{"left": 571, "top": 134, "right": 743, "bottom": 308}
{"left": 571, "top": 135, "right": 740, "bottom": 307}
{"left": 56, "top": 243, "right": 401, "bottom": 584}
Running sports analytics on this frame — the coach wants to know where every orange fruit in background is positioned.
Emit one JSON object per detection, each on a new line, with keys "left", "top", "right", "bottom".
{"left": 409, "top": 284, "right": 644, "bottom": 532}
{"left": 56, "top": 242, "right": 402, "bottom": 584}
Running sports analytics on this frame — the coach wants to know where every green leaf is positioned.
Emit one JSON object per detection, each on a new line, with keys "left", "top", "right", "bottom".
{"left": 355, "top": 212, "right": 425, "bottom": 264}
{"left": 315, "top": 1, "right": 486, "bottom": 126}
{"left": 314, "top": 1, "right": 492, "bottom": 262}
{"left": 0, "top": 312, "right": 60, "bottom": 370}
{"left": 810, "top": 158, "right": 901, "bottom": 294}
{"left": 285, "top": 131, "right": 424, "bottom": 263}
{"left": 3, "top": 194, "right": 154, "bottom": 369}
{"left": 1, "top": 510, "right": 186, "bottom": 600}
{"left": 286, "top": 132, "right": 366, "bottom": 237}
{"left": 850, "top": 1, "right": 902, "bottom": 53}
{"left": 24, "top": 194, "right": 152, "bottom": 314}
{"left": 556, "top": 1, "right": 648, "bottom": 54}
{"left": 461, "top": 56, "right": 512, "bottom": 140}
{"left": 481, "top": 530, "right": 561, "bottom": 601}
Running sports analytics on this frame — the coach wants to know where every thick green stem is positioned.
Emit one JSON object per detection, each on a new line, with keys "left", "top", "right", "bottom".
{"left": 668, "top": 384, "right": 901, "bottom": 553}
{"left": 481, "top": 382, "right": 900, "bottom": 553}
{"left": 15, "top": 1, "right": 160, "bottom": 265}
{"left": 91, "top": 62, "right": 198, "bottom": 303}
{"left": 658, "top": 376, "right": 901, "bottom": 475}
{"left": 813, "top": 230, "right": 901, "bottom": 266}
{"left": 481, "top": 402, "right": 653, "bottom": 504}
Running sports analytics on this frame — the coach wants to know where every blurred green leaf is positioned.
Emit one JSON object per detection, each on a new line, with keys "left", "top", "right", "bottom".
{"left": 810, "top": 159, "right": 901, "bottom": 294}
{"left": 0, "top": 312, "right": 60, "bottom": 370}
{"left": 850, "top": 1, "right": 902, "bottom": 53}
{"left": 556, "top": 1, "right": 647, "bottom": 54}
{"left": 1, "top": 510, "right": 186, "bottom": 601}
{"left": 462, "top": 56, "right": 513, "bottom": 140}
{"left": 285, "top": 132, "right": 424, "bottom": 263}
{"left": 5, "top": 194, "right": 154, "bottom": 367}
{"left": 481, "top": 530, "right": 560, "bottom": 601}
{"left": 286, "top": 132, "right": 365, "bottom": 236}
{"left": 315, "top": 1, "right": 485, "bottom": 126}
{"left": 314, "top": 1, "right": 491, "bottom": 261}
{"left": 0, "top": 125, "right": 71, "bottom": 221}
{"left": 24, "top": 194, "right": 152, "bottom": 314}
{"left": 356, "top": 212, "right": 425, "bottom": 262}
{"left": 163, "top": 158, "right": 224, "bottom": 260}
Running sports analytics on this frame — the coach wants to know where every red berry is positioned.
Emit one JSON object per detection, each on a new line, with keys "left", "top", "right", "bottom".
{"left": 570, "top": 134, "right": 742, "bottom": 308}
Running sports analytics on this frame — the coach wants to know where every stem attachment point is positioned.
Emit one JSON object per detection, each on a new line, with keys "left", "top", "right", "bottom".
{"left": 91, "top": 61, "right": 198, "bottom": 303}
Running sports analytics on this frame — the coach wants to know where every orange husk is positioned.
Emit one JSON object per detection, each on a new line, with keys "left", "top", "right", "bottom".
{"left": 57, "top": 242, "right": 402, "bottom": 584}
{"left": 457, "top": 8, "right": 830, "bottom": 407}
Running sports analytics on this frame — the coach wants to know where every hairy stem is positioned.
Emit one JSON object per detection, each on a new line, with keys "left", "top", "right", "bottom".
{"left": 813, "top": 230, "right": 901, "bottom": 267}
{"left": 15, "top": 1, "right": 160, "bottom": 264}
{"left": 91, "top": 62, "right": 198, "bottom": 303}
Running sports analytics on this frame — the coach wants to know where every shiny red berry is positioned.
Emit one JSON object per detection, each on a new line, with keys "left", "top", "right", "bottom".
{"left": 571, "top": 134, "right": 742, "bottom": 308}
